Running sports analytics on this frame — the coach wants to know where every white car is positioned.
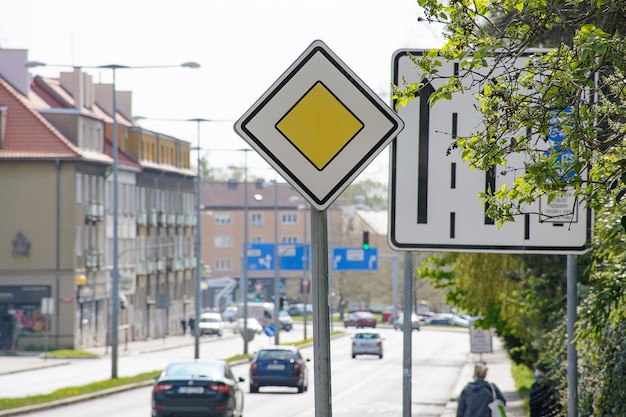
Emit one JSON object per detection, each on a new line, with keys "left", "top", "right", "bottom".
{"left": 393, "top": 313, "right": 421, "bottom": 331}
{"left": 198, "top": 312, "right": 224, "bottom": 336}
{"left": 351, "top": 331, "right": 383, "bottom": 359}
{"left": 233, "top": 317, "right": 263, "bottom": 335}
{"left": 221, "top": 306, "right": 238, "bottom": 322}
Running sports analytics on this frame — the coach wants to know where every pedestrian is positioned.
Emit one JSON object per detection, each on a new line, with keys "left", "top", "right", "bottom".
{"left": 529, "top": 362, "right": 561, "bottom": 417}
{"left": 457, "top": 362, "right": 506, "bottom": 417}
{"left": 180, "top": 318, "right": 187, "bottom": 335}
{"left": 188, "top": 317, "right": 195, "bottom": 336}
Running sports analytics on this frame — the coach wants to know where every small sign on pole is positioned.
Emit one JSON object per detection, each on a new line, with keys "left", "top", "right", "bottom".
{"left": 470, "top": 326, "right": 493, "bottom": 354}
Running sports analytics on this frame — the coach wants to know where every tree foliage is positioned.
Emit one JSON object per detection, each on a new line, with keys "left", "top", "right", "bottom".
{"left": 398, "top": 1, "right": 626, "bottom": 413}
{"left": 395, "top": 1, "right": 626, "bottom": 225}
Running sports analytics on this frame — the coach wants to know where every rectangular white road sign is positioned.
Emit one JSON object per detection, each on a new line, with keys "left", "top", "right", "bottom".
{"left": 389, "top": 49, "right": 592, "bottom": 254}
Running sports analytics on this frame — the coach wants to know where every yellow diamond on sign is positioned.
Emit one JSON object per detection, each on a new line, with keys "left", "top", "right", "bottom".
{"left": 276, "top": 82, "right": 364, "bottom": 170}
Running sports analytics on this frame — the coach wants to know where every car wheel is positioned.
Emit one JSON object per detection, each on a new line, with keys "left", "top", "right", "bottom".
{"left": 250, "top": 384, "right": 259, "bottom": 393}
{"left": 352, "top": 354, "right": 356, "bottom": 359}
{"left": 297, "top": 384, "right": 304, "bottom": 393}
{"left": 379, "top": 354, "right": 383, "bottom": 359}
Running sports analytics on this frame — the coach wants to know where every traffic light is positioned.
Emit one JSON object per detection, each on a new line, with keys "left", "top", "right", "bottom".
{"left": 279, "top": 295, "right": 285, "bottom": 311}
{"left": 255, "top": 292, "right": 261, "bottom": 302}
{"left": 362, "top": 230, "right": 370, "bottom": 250}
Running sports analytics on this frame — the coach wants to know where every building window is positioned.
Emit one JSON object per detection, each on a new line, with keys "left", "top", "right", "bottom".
{"left": 215, "top": 213, "right": 232, "bottom": 225}
{"left": 215, "top": 259, "right": 232, "bottom": 271}
{"left": 214, "top": 235, "right": 233, "bottom": 248}
{"left": 282, "top": 236, "right": 298, "bottom": 243}
{"left": 251, "top": 213, "right": 263, "bottom": 227}
{"left": 282, "top": 213, "right": 298, "bottom": 224}
{"left": 251, "top": 236, "right": 263, "bottom": 243}
{"left": 76, "top": 173, "right": 82, "bottom": 204}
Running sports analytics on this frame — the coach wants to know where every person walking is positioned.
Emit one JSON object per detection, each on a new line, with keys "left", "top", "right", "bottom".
{"left": 188, "top": 317, "right": 195, "bottom": 336}
{"left": 180, "top": 318, "right": 187, "bottom": 335}
{"left": 529, "top": 362, "right": 561, "bottom": 417}
{"left": 457, "top": 362, "right": 506, "bottom": 417}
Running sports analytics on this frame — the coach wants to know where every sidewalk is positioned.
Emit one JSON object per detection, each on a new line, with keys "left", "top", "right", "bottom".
{"left": 441, "top": 336, "right": 526, "bottom": 417}
{"left": 0, "top": 333, "right": 216, "bottom": 376}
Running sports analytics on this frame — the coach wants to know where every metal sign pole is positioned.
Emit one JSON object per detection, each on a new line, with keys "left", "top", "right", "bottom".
{"left": 311, "top": 208, "right": 332, "bottom": 417}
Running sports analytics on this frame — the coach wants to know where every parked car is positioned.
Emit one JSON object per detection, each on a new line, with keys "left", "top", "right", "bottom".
{"left": 221, "top": 306, "right": 238, "bottom": 322}
{"left": 278, "top": 310, "right": 293, "bottom": 331}
{"left": 151, "top": 360, "right": 245, "bottom": 417}
{"left": 351, "top": 331, "right": 384, "bottom": 359}
{"left": 249, "top": 345, "right": 310, "bottom": 393}
{"left": 287, "top": 303, "right": 313, "bottom": 317}
{"left": 429, "top": 313, "right": 455, "bottom": 325}
{"left": 392, "top": 312, "right": 421, "bottom": 331}
{"left": 233, "top": 317, "right": 263, "bottom": 335}
{"left": 343, "top": 311, "right": 377, "bottom": 328}
{"left": 198, "top": 312, "right": 224, "bottom": 336}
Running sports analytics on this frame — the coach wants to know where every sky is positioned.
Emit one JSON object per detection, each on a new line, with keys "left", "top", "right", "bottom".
{"left": 0, "top": 0, "right": 444, "bottom": 184}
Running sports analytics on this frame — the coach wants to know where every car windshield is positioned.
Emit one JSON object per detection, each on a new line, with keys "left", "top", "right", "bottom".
{"left": 355, "top": 332, "right": 379, "bottom": 340}
{"left": 357, "top": 312, "right": 374, "bottom": 318}
{"left": 201, "top": 317, "right": 220, "bottom": 323}
{"left": 257, "top": 349, "right": 298, "bottom": 361}
{"left": 163, "top": 362, "right": 223, "bottom": 379}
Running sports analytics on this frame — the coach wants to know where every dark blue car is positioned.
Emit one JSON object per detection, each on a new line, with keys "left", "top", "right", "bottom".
{"left": 249, "top": 345, "right": 310, "bottom": 393}
{"left": 152, "top": 360, "right": 245, "bottom": 417}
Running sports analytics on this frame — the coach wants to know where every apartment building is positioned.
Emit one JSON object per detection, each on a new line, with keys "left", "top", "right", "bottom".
{"left": 0, "top": 48, "right": 196, "bottom": 350}
{"left": 199, "top": 179, "right": 401, "bottom": 313}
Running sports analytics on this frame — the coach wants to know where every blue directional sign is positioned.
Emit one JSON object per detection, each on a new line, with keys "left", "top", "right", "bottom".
{"left": 332, "top": 247, "right": 378, "bottom": 271}
{"left": 277, "top": 243, "right": 310, "bottom": 271}
{"left": 246, "top": 243, "right": 275, "bottom": 271}
{"left": 246, "top": 243, "right": 310, "bottom": 271}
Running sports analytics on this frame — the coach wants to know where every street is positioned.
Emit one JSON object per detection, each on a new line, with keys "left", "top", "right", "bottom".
{"left": 3, "top": 326, "right": 470, "bottom": 417}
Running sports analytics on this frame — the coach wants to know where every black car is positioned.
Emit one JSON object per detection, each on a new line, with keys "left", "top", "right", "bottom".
{"left": 249, "top": 345, "right": 310, "bottom": 393}
{"left": 152, "top": 360, "right": 245, "bottom": 417}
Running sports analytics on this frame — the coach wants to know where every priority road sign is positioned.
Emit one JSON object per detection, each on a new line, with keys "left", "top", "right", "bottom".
{"left": 234, "top": 40, "right": 404, "bottom": 211}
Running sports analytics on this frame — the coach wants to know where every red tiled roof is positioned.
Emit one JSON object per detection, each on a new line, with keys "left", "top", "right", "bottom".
{"left": 0, "top": 76, "right": 81, "bottom": 159}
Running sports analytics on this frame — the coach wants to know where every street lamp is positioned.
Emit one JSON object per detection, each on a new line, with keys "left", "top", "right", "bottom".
{"left": 229, "top": 148, "right": 253, "bottom": 354}
{"left": 297, "top": 204, "right": 310, "bottom": 340}
{"left": 26, "top": 60, "right": 200, "bottom": 378}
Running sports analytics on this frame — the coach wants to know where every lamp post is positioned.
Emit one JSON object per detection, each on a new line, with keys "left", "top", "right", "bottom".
{"left": 26, "top": 60, "right": 200, "bottom": 378}
{"left": 231, "top": 149, "right": 253, "bottom": 354}
{"left": 298, "top": 204, "right": 310, "bottom": 340}
{"left": 273, "top": 178, "right": 281, "bottom": 345}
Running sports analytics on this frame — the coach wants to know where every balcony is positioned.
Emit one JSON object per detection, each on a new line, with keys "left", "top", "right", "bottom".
{"left": 176, "top": 213, "right": 185, "bottom": 227}
{"left": 85, "top": 201, "right": 104, "bottom": 222}
{"left": 85, "top": 251, "right": 104, "bottom": 270}
{"left": 167, "top": 212, "right": 177, "bottom": 226}
{"left": 146, "top": 260, "right": 157, "bottom": 273}
{"left": 136, "top": 260, "right": 147, "bottom": 275}
{"left": 147, "top": 210, "right": 158, "bottom": 227}
{"left": 156, "top": 258, "right": 166, "bottom": 272}
{"left": 136, "top": 210, "right": 147, "bottom": 226}
{"left": 167, "top": 257, "right": 185, "bottom": 272}
{"left": 185, "top": 257, "right": 196, "bottom": 269}
{"left": 158, "top": 212, "right": 168, "bottom": 227}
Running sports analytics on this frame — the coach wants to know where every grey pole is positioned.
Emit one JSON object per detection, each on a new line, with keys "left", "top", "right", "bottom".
{"left": 273, "top": 179, "right": 281, "bottom": 345}
{"left": 193, "top": 120, "right": 203, "bottom": 359}
{"left": 402, "top": 252, "right": 413, "bottom": 417}
{"left": 242, "top": 150, "right": 250, "bottom": 354}
{"left": 311, "top": 208, "right": 331, "bottom": 417}
{"left": 110, "top": 67, "right": 120, "bottom": 379}
{"left": 567, "top": 254, "right": 578, "bottom": 417}
{"left": 303, "top": 207, "right": 309, "bottom": 340}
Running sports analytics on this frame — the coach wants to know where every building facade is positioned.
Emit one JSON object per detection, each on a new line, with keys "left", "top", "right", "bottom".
{"left": 0, "top": 48, "right": 196, "bottom": 351}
